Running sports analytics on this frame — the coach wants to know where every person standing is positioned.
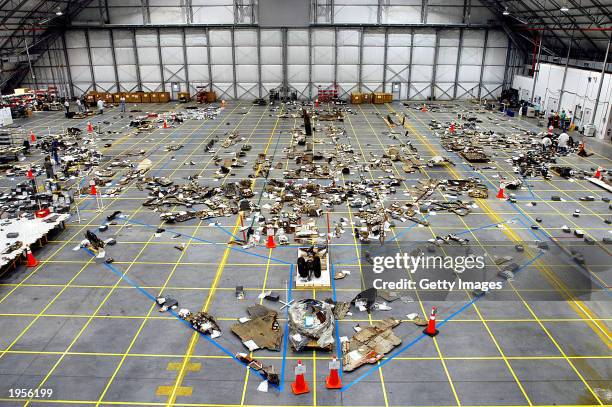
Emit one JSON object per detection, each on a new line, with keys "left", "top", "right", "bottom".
{"left": 119, "top": 95, "right": 126, "bottom": 113}
{"left": 97, "top": 98, "right": 105, "bottom": 114}
{"left": 76, "top": 97, "right": 83, "bottom": 113}
{"left": 44, "top": 156, "right": 54, "bottom": 179}
{"left": 64, "top": 99, "right": 70, "bottom": 114}
{"left": 51, "top": 137, "right": 60, "bottom": 165}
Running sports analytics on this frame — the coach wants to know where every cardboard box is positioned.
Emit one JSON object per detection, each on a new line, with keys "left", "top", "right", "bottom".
{"left": 372, "top": 92, "right": 391, "bottom": 104}
{"left": 178, "top": 92, "right": 190, "bottom": 101}
{"left": 363, "top": 93, "right": 372, "bottom": 103}
{"left": 113, "top": 92, "right": 127, "bottom": 103}
{"left": 128, "top": 93, "right": 141, "bottom": 103}
{"left": 350, "top": 93, "right": 363, "bottom": 104}
{"left": 206, "top": 91, "right": 217, "bottom": 103}
{"left": 138, "top": 92, "right": 149, "bottom": 103}
{"left": 159, "top": 92, "right": 170, "bottom": 102}
{"left": 149, "top": 93, "right": 159, "bottom": 103}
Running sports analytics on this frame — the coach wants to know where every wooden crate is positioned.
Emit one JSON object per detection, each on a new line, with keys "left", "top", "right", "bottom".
{"left": 100, "top": 93, "right": 113, "bottom": 103}
{"left": 113, "top": 92, "right": 127, "bottom": 103}
{"left": 206, "top": 90, "right": 217, "bottom": 103}
{"left": 127, "top": 93, "right": 141, "bottom": 103}
{"left": 372, "top": 92, "right": 393, "bottom": 104}
{"left": 178, "top": 92, "right": 190, "bottom": 101}
{"left": 85, "top": 92, "right": 97, "bottom": 104}
{"left": 159, "top": 92, "right": 171, "bottom": 102}
{"left": 149, "top": 93, "right": 159, "bottom": 103}
{"left": 363, "top": 93, "right": 372, "bottom": 103}
{"left": 138, "top": 92, "right": 149, "bottom": 103}
{"left": 350, "top": 92, "right": 363, "bottom": 104}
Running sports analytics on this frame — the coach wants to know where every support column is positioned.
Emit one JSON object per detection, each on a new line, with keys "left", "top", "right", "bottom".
{"left": 182, "top": 27, "right": 190, "bottom": 94}
{"left": 357, "top": 26, "right": 363, "bottom": 93}
{"left": 206, "top": 27, "right": 213, "bottom": 92}
{"left": 84, "top": 29, "right": 97, "bottom": 92}
{"left": 257, "top": 27, "right": 262, "bottom": 98}
{"left": 530, "top": 34, "right": 542, "bottom": 104}
{"left": 431, "top": 28, "right": 439, "bottom": 100}
{"left": 109, "top": 29, "right": 120, "bottom": 92}
{"left": 156, "top": 28, "right": 165, "bottom": 92}
{"left": 61, "top": 32, "right": 74, "bottom": 98}
{"left": 477, "top": 28, "right": 488, "bottom": 99}
{"left": 132, "top": 28, "right": 143, "bottom": 91}
{"left": 407, "top": 28, "right": 414, "bottom": 99}
{"left": 557, "top": 31, "right": 574, "bottom": 112}
{"left": 453, "top": 28, "right": 463, "bottom": 99}
{"left": 231, "top": 27, "right": 237, "bottom": 98}
{"left": 590, "top": 35, "right": 611, "bottom": 128}
{"left": 382, "top": 27, "right": 389, "bottom": 92}
{"left": 308, "top": 27, "right": 313, "bottom": 99}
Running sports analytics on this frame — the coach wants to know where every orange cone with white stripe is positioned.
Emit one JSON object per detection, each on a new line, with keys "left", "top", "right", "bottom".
{"left": 163, "top": 118, "right": 168, "bottom": 129}
{"left": 25, "top": 247, "right": 38, "bottom": 267}
{"left": 87, "top": 121, "right": 93, "bottom": 133}
{"left": 594, "top": 167, "right": 602, "bottom": 179}
{"left": 265, "top": 226, "right": 276, "bottom": 249}
{"left": 30, "top": 131, "right": 36, "bottom": 142}
{"left": 325, "top": 356, "right": 342, "bottom": 389}
{"left": 89, "top": 180, "right": 97, "bottom": 195}
{"left": 421, "top": 104, "right": 427, "bottom": 112}
{"left": 291, "top": 360, "right": 309, "bottom": 395}
{"left": 496, "top": 182, "right": 506, "bottom": 199}
{"left": 26, "top": 168, "right": 34, "bottom": 179}
{"left": 423, "top": 306, "right": 439, "bottom": 337}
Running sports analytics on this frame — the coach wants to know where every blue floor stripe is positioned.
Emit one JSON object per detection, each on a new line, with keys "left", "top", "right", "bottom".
{"left": 118, "top": 215, "right": 291, "bottom": 265}
{"left": 279, "top": 263, "right": 294, "bottom": 391}
{"left": 340, "top": 252, "right": 544, "bottom": 392}
{"left": 82, "top": 247, "right": 279, "bottom": 389}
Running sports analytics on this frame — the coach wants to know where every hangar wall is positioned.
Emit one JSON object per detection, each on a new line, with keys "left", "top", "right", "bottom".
{"left": 512, "top": 63, "right": 612, "bottom": 140}
{"left": 21, "top": 0, "right": 509, "bottom": 101}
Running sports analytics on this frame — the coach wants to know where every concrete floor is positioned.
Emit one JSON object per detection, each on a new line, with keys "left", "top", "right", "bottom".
{"left": 0, "top": 101, "right": 610, "bottom": 407}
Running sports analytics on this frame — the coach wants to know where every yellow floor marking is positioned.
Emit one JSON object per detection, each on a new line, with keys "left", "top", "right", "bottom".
{"left": 165, "top": 103, "right": 277, "bottom": 407}
{"left": 167, "top": 362, "right": 201, "bottom": 371}
{"left": 156, "top": 386, "right": 193, "bottom": 397}
{"left": 396, "top": 104, "right": 605, "bottom": 405}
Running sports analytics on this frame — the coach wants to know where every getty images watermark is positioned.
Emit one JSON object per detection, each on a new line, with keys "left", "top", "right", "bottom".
{"left": 360, "top": 240, "right": 608, "bottom": 301}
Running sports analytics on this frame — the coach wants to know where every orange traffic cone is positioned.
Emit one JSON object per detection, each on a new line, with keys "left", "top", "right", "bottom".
{"left": 315, "top": 99, "right": 319, "bottom": 108}
{"left": 325, "top": 356, "right": 342, "bottom": 389}
{"left": 423, "top": 306, "right": 439, "bottom": 337}
{"left": 291, "top": 360, "right": 310, "bottom": 395}
{"left": 221, "top": 100, "right": 226, "bottom": 108}
{"left": 25, "top": 247, "right": 38, "bottom": 267}
{"left": 89, "top": 180, "right": 97, "bottom": 195}
{"left": 450, "top": 123, "right": 455, "bottom": 134}
{"left": 87, "top": 121, "right": 93, "bottom": 133}
{"left": 163, "top": 118, "right": 168, "bottom": 129}
{"left": 26, "top": 168, "right": 34, "bottom": 179}
{"left": 30, "top": 131, "right": 36, "bottom": 142}
{"left": 266, "top": 227, "right": 276, "bottom": 249}
{"left": 421, "top": 104, "right": 427, "bottom": 113}
{"left": 496, "top": 182, "right": 506, "bottom": 199}
{"left": 594, "top": 167, "right": 602, "bottom": 179}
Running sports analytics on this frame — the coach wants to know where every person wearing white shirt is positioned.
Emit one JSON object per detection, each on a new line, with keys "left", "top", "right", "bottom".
{"left": 557, "top": 132, "right": 569, "bottom": 154}
{"left": 76, "top": 98, "right": 83, "bottom": 113}
{"left": 97, "top": 98, "right": 105, "bottom": 114}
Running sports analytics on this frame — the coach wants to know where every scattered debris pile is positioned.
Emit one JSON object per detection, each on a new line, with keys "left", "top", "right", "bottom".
{"left": 342, "top": 317, "right": 402, "bottom": 372}
{"left": 288, "top": 299, "right": 335, "bottom": 351}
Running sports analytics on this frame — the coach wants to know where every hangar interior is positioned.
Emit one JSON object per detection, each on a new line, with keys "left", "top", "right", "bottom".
{"left": 0, "top": 1, "right": 610, "bottom": 407}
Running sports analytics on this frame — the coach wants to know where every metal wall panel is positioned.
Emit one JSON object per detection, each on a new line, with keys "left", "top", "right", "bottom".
{"left": 27, "top": 25, "right": 508, "bottom": 101}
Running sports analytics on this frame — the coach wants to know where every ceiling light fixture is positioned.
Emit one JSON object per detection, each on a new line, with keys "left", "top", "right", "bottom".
{"left": 560, "top": 2, "right": 569, "bottom": 11}
{"left": 503, "top": 8, "right": 510, "bottom": 15}
{"left": 55, "top": 10, "right": 63, "bottom": 16}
